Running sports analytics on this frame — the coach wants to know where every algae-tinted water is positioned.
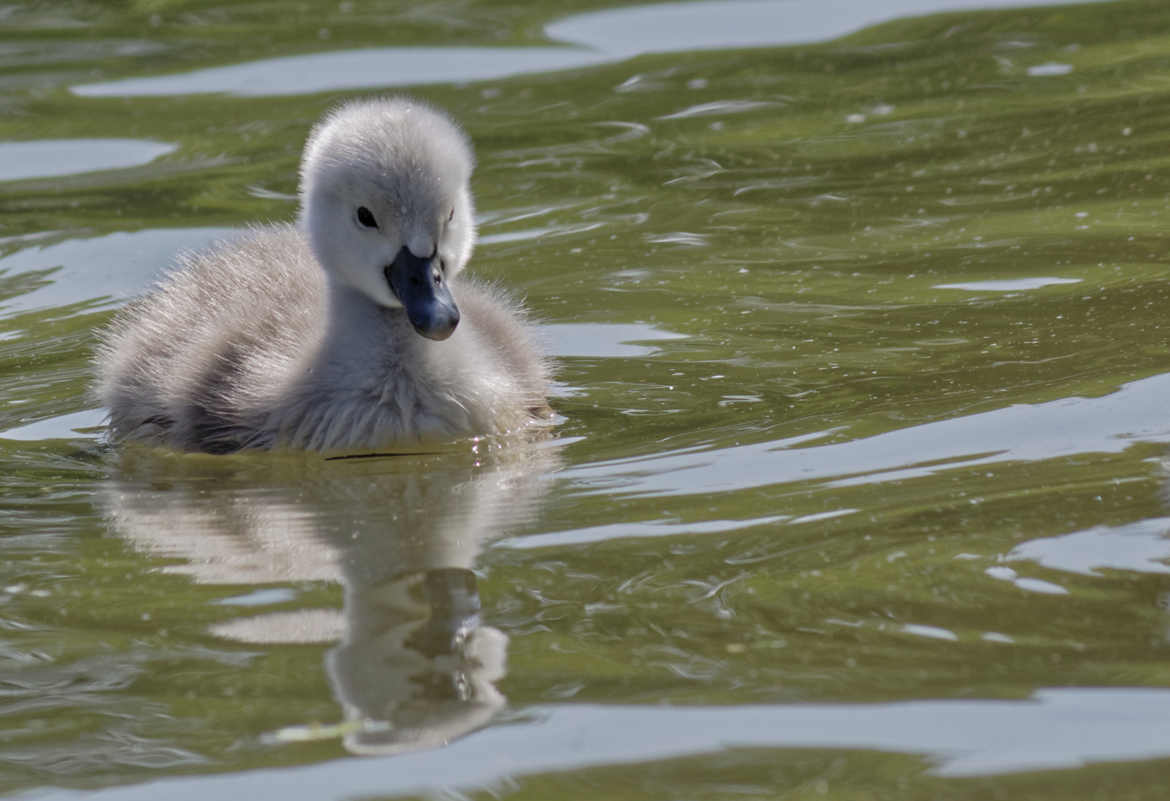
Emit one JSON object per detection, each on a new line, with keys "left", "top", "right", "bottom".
{"left": 5, "top": 0, "right": 1170, "bottom": 798}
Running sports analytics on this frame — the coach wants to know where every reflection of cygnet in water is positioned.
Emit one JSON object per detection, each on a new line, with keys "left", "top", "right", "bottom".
{"left": 329, "top": 566, "right": 507, "bottom": 755}
{"left": 103, "top": 443, "right": 558, "bottom": 754}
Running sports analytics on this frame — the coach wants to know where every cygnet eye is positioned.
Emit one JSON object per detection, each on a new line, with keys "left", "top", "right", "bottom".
{"left": 356, "top": 206, "right": 378, "bottom": 229}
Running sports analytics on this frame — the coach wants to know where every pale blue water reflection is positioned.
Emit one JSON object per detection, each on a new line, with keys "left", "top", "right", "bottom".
{"left": 0, "top": 228, "right": 233, "bottom": 314}
{"left": 542, "top": 322, "right": 687, "bottom": 358}
{"left": 72, "top": 0, "right": 1110, "bottom": 98}
{"left": 33, "top": 688, "right": 1170, "bottom": 801}
{"left": 0, "top": 139, "right": 175, "bottom": 182}
{"left": 0, "top": 408, "right": 104, "bottom": 441}
{"left": 1010, "top": 517, "right": 1170, "bottom": 577}
{"left": 73, "top": 46, "right": 605, "bottom": 98}
{"left": 548, "top": 0, "right": 1110, "bottom": 56}
{"left": 936, "top": 277, "right": 1084, "bottom": 291}
{"left": 561, "top": 371, "right": 1170, "bottom": 501}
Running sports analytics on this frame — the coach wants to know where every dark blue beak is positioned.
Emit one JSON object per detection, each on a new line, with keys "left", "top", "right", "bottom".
{"left": 384, "top": 246, "right": 459, "bottom": 341}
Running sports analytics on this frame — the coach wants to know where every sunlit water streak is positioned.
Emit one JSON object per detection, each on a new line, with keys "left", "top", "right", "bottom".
{"left": 0, "top": 140, "right": 176, "bottom": 182}
{"left": 70, "top": 0, "right": 1110, "bottom": 97}
{"left": 936, "top": 277, "right": 1083, "bottom": 291}
{"left": 1009, "top": 517, "right": 1170, "bottom": 577}
{"left": 0, "top": 228, "right": 233, "bottom": 314}
{"left": 32, "top": 688, "right": 1170, "bottom": 801}
{"left": 559, "top": 372, "right": 1170, "bottom": 501}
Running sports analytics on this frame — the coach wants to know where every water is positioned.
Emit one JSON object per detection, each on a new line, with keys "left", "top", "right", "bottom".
{"left": 69, "top": 0, "right": 1101, "bottom": 97}
{"left": 0, "top": 140, "right": 176, "bottom": 182}
{"left": 5, "top": 0, "right": 1170, "bottom": 798}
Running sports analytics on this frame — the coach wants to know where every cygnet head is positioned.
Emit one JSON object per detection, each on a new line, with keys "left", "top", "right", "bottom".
{"left": 299, "top": 97, "right": 476, "bottom": 340}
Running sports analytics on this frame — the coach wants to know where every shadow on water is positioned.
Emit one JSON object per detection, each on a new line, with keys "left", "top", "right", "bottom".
{"left": 99, "top": 439, "right": 561, "bottom": 756}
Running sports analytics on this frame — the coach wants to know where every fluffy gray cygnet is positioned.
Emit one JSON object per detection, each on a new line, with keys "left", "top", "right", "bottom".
{"left": 94, "top": 97, "right": 550, "bottom": 454}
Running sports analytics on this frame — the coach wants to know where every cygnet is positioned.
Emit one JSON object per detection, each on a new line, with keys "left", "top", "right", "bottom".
{"left": 94, "top": 97, "right": 550, "bottom": 454}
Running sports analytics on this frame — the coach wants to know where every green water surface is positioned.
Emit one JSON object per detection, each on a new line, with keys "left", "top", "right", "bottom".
{"left": 4, "top": 0, "right": 1170, "bottom": 798}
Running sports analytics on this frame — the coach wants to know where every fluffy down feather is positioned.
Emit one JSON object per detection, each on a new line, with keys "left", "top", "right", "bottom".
{"left": 93, "top": 98, "right": 549, "bottom": 454}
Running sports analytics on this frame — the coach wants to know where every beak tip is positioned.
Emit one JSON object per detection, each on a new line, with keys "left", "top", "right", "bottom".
{"left": 418, "top": 321, "right": 458, "bottom": 341}
{"left": 386, "top": 247, "right": 461, "bottom": 341}
{"left": 412, "top": 304, "right": 460, "bottom": 340}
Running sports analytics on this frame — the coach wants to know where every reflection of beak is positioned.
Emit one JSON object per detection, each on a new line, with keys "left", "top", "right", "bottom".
{"left": 384, "top": 246, "right": 460, "bottom": 340}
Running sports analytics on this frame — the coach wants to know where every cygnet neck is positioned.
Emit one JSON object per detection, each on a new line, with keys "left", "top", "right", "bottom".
{"left": 324, "top": 276, "right": 413, "bottom": 341}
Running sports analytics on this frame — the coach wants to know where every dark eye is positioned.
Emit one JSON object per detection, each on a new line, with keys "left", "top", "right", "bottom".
{"left": 447, "top": 208, "right": 455, "bottom": 223}
{"left": 356, "top": 206, "right": 378, "bottom": 228}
